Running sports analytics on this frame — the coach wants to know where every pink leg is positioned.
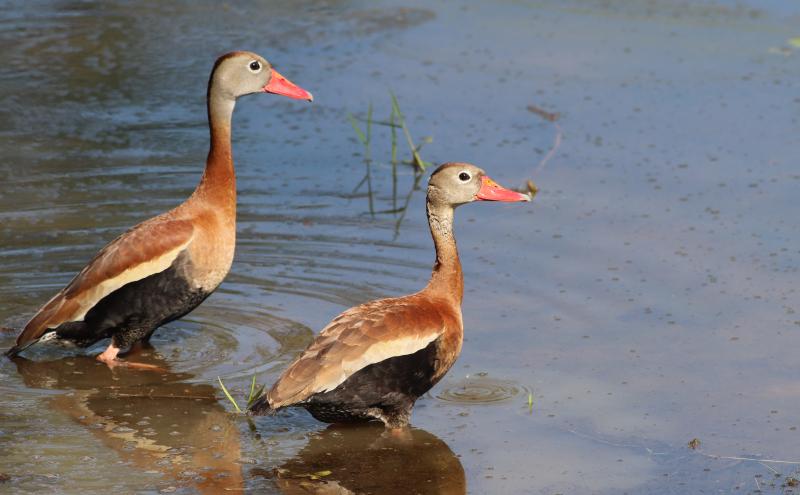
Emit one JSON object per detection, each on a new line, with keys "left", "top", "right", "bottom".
{"left": 96, "top": 342, "right": 121, "bottom": 365}
{"left": 96, "top": 342, "right": 164, "bottom": 372}
{"left": 384, "top": 426, "right": 413, "bottom": 441}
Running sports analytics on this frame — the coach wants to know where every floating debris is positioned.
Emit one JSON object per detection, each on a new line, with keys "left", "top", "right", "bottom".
{"left": 526, "top": 180, "right": 539, "bottom": 198}
{"left": 526, "top": 104, "right": 560, "bottom": 122}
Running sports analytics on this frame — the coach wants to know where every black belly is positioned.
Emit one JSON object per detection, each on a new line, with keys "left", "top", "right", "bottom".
{"left": 54, "top": 252, "right": 210, "bottom": 349}
{"left": 301, "top": 339, "right": 440, "bottom": 426}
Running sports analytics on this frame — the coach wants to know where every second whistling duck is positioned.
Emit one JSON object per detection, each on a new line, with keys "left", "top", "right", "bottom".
{"left": 249, "top": 163, "right": 531, "bottom": 428}
{"left": 5, "top": 51, "right": 312, "bottom": 367}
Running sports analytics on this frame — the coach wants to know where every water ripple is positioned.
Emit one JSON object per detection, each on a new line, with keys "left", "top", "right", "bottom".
{"left": 435, "top": 373, "right": 528, "bottom": 404}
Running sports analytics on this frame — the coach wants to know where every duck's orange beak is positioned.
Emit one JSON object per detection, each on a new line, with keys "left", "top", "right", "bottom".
{"left": 476, "top": 176, "right": 531, "bottom": 202}
{"left": 263, "top": 69, "right": 313, "bottom": 102}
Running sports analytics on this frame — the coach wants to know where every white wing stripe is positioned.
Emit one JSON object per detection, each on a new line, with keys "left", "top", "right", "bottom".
{"left": 57, "top": 242, "right": 191, "bottom": 325}
{"left": 319, "top": 333, "right": 440, "bottom": 393}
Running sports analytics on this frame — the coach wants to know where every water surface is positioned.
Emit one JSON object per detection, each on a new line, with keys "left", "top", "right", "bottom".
{"left": 1, "top": 1, "right": 800, "bottom": 493}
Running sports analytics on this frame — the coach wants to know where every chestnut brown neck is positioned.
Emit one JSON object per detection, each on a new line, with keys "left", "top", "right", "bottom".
{"left": 194, "top": 88, "right": 236, "bottom": 216}
{"left": 424, "top": 199, "right": 463, "bottom": 306}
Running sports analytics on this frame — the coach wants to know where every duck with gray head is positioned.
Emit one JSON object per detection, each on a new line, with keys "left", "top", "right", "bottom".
{"left": 5, "top": 51, "right": 312, "bottom": 369}
{"left": 249, "top": 162, "right": 531, "bottom": 428}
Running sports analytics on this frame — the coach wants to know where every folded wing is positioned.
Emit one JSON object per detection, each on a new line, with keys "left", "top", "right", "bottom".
{"left": 10, "top": 219, "right": 195, "bottom": 353}
{"left": 268, "top": 295, "right": 450, "bottom": 408}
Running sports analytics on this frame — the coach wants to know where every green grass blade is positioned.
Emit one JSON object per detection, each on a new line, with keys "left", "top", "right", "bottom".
{"left": 365, "top": 102, "right": 375, "bottom": 216}
{"left": 347, "top": 113, "right": 368, "bottom": 145}
{"left": 390, "top": 106, "right": 398, "bottom": 211}
{"left": 247, "top": 385, "right": 266, "bottom": 409}
{"left": 390, "top": 91, "right": 427, "bottom": 172}
{"left": 217, "top": 376, "right": 242, "bottom": 414}
{"left": 366, "top": 103, "right": 373, "bottom": 144}
{"left": 248, "top": 375, "right": 257, "bottom": 403}
{"left": 355, "top": 118, "right": 401, "bottom": 128}
{"left": 394, "top": 172, "right": 424, "bottom": 236}
{"left": 351, "top": 174, "right": 368, "bottom": 194}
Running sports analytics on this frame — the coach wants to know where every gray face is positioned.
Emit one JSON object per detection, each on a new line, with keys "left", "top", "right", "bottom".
{"left": 427, "top": 162, "right": 486, "bottom": 207}
{"left": 210, "top": 51, "right": 273, "bottom": 100}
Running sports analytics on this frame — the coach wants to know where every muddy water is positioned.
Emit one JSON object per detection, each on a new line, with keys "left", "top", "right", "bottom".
{"left": 1, "top": 1, "right": 799, "bottom": 493}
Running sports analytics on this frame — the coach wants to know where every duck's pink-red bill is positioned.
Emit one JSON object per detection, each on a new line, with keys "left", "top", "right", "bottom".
{"left": 263, "top": 69, "right": 313, "bottom": 101}
{"left": 476, "top": 176, "right": 531, "bottom": 202}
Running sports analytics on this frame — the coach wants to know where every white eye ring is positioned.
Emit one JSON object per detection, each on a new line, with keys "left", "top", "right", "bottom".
{"left": 458, "top": 171, "right": 471, "bottom": 182}
{"left": 248, "top": 60, "right": 262, "bottom": 73}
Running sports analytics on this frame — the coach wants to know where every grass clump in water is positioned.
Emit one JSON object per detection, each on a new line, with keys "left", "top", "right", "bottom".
{"left": 217, "top": 375, "right": 265, "bottom": 414}
{"left": 347, "top": 92, "right": 434, "bottom": 233}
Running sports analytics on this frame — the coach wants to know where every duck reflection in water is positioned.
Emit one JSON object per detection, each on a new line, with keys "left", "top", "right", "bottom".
{"left": 12, "top": 348, "right": 243, "bottom": 493}
{"left": 265, "top": 423, "right": 465, "bottom": 495}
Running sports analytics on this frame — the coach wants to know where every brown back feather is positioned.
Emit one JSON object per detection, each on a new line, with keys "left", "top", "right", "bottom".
{"left": 267, "top": 294, "right": 461, "bottom": 408}
{"left": 13, "top": 219, "right": 194, "bottom": 350}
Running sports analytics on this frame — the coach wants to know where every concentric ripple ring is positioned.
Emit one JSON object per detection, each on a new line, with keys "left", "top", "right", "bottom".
{"left": 435, "top": 374, "right": 527, "bottom": 404}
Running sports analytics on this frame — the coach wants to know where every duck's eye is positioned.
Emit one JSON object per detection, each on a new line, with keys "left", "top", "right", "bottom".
{"left": 458, "top": 172, "right": 471, "bottom": 182}
{"left": 248, "top": 60, "right": 262, "bottom": 72}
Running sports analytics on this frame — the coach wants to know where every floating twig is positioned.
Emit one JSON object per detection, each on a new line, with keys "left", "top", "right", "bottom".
{"left": 526, "top": 104, "right": 560, "bottom": 122}
{"left": 534, "top": 122, "right": 562, "bottom": 175}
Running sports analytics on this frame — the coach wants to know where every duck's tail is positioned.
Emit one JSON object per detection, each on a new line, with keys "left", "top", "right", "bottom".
{"left": 3, "top": 326, "right": 21, "bottom": 357}
{"left": 4, "top": 329, "right": 56, "bottom": 358}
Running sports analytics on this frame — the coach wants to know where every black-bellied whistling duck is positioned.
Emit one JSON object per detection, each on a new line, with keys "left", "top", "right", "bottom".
{"left": 5, "top": 51, "right": 312, "bottom": 367}
{"left": 249, "top": 163, "right": 530, "bottom": 427}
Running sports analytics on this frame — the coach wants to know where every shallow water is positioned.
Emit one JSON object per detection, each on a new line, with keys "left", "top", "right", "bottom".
{"left": 1, "top": 1, "right": 800, "bottom": 493}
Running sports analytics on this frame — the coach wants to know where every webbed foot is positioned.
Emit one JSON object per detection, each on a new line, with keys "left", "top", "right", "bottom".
{"left": 96, "top": 343, "right": 165, "bottom": 372}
